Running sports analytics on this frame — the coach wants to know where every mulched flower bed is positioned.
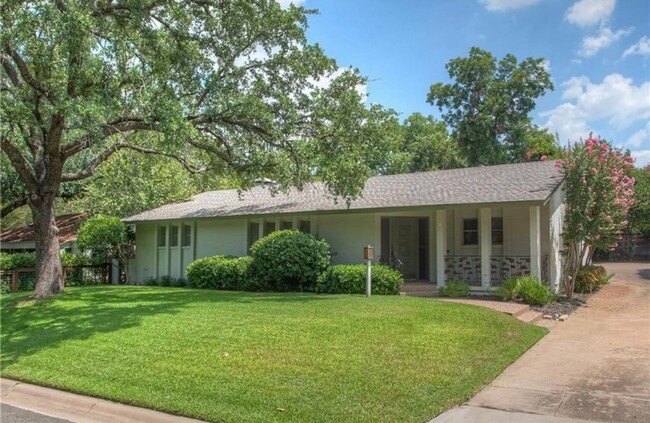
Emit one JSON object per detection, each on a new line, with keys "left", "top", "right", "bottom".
{"left": 530, "top": 293, "right": 589, "bottom": 318}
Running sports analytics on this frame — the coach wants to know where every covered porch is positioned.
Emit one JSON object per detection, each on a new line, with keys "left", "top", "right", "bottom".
{"left": 378, "top": 203, "right": 560, "bottom": 292}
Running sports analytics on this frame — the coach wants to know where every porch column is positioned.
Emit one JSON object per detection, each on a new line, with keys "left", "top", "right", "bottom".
{"left": 529, "top": 206, "right": 541, "bottom": 280}
{"left": 435, "top": 209, "right": 447, "bottom": 287}
{"left": 480, "top": 208, "right": 491, "bottom": 289}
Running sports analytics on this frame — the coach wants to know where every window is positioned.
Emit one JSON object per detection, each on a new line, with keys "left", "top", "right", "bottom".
{"left": 264, "top": 221, "right": 276, "bottom": 236}
{"left": 157, "top": 226, "right": 167, "bottom": 247}
{"left": 182, "top": 224, "right": 192, "bottom": 247}
{"left": 281, "top": 221, "right": 293, "bottom": 230}
{"left": 463, "top": 218, "right": 478, "bottom": 245}
{"left": 169, "top": 225, "right": 179, "bottom": 247}
{"left": 248, "top": 222, "right": 260, "bottom": 250}
{"left": 492, "top": 217, "right": 503, "bottom": 245}
{"left": 299, "top": 220, "right": 311, "bottom": 234}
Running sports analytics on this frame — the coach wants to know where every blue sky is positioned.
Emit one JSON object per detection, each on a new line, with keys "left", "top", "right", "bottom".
{"left": 287, "top": 0, "right": 650, "bottom": 167}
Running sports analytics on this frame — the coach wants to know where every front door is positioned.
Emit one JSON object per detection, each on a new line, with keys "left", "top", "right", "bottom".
{"left": 390, "top": 218, "right": 419, "bottom": 280}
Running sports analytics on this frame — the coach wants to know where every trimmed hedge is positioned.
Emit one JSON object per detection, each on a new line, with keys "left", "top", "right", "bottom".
{"left": 574, "top": 265, "right": 609, "bottom": 293}
{"left": 0, "top": 252, "right": 95, "bottom": 270}
{"left": 315, "top": 264, "right": 404, "bottom": 295}
{"left": 249, "top": 230, "right": 330, "bottom": 291}
{"left": 186, "top": 256, "right": 252, "bottom": 291}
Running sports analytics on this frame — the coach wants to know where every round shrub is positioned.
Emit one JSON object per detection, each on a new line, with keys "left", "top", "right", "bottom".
{"left": 574, "top": 265, "right": 608, "bottom": 293}
{"left": 437, "top": 279, "right": 470, "bottom": 297}
{"left": 186, "top": 255, "right": 252, "bottom": 290}
{"left": 495, "top": 277, "right": 520, "bottom": 301}
{"left": 315, "top": 264, "right": 404, "bottom": 295}
{"left": 516, "top": 276, "right": 554, "bottom": 305}
{"left": 249, "top": 230, "right": 330, "bottom": 291}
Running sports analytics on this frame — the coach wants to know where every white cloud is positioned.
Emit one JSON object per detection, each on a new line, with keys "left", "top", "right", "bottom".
{"left": 541, "top": 73, "right": 650, "bottom": 143}
{"left": 309, "top": 68, "right": 368, "bottom": 101}
{"left": 623, "top": 36, "right": 650, "bottom": 58}
{"left": 276, "top": 0, "right": 305, "bottom": 9}
{"left": 622, "top": 122, "right": 650, "bottom": 149}
{"left": 541, "top": 59, "right": 551, "bottom": 73}
{"left": 566, "top": 0, "right": 616, "bottom": 27}
{"left": 631, "top": 150, "right": 650, "bottom": 168}
{"left": 579, "top": 26, "right": 632, "bottom": 57}
{"left": 479, "top": 0, "right": 540, "bottom": 11}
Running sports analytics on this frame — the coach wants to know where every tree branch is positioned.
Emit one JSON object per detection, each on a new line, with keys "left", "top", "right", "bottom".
{"left": 3, "top": 46, "right": 56, "bottom": 103}
{"left": 0, "top": 197, "right": 27, "bottom": 218}
{"left": 0, "top": 53, "right": 21, "bottom": 88}
{"left": 61, "top": 142, "right": 207, "bottom": 182}
{"left": 0, "top": 135, "right": 37, "bottom": 193}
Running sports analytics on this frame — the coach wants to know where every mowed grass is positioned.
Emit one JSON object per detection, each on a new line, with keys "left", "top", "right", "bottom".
{"left": 0, "top": 286, "right": 545, "bottom": 423}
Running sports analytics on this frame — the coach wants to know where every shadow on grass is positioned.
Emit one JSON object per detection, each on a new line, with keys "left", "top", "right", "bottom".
{"left": 637, "top": 268, "right": 650, "bottom": 281}
{"left": 0, "top": 286, "right": 333, "bottom": 371}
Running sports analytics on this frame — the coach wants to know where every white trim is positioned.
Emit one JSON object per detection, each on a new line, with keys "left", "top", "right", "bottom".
{"left": 436, "top": 209, "right": 447, "bottom": 287}
{"left": 530, "top": 206, "right": 541, "bottom": 279}
{"left": 480, "top": 208, "right": 491, "bottom": 289}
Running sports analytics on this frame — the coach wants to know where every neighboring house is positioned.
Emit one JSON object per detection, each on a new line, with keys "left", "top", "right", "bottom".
{"left": 124, "top": 161, "right": 565, "bottom": 292}
{"left": 0, "top": 213, "right": 87, "bottom": 254}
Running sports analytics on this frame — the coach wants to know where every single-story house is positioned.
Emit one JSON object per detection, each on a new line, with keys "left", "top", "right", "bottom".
{"left": 124, "top": 161, "right": 565, "bottom": 292}
{"left": 0, "top": 213, "right": 87, "bottom": 254}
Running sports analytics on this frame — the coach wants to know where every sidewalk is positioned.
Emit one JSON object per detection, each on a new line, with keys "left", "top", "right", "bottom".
{"left": 0, "top": 379, "right": 206, "bottom": 423}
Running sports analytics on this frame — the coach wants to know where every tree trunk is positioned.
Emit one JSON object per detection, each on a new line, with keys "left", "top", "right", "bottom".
{"left": 30, "top": 195, "right": 64, "bottom": 299}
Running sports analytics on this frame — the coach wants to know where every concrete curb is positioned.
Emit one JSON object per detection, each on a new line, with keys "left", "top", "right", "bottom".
{"left": 0, "top": 378, "right": 206, "bottom": 423}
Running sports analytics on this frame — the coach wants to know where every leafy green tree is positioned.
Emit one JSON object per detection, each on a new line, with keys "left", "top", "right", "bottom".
{"left": 521, "top": 125, "right": 563, "bottom": 162}
{"left": 1, "top": 1, "right": 387, "bottom": 298}
{"left": 77, "top": 215, "right": 134, "bottom": 282}
{"left": 558, "top": 137, "right": 635, "bottom": 297}
{"left": 627, "top": 166, "right": 650, "bottom": 238}
{"left": 69, "top": 151, "right": 228, "bottom": 218}
{"left": 427, "top": 47, "right": 554, "bottom": 166}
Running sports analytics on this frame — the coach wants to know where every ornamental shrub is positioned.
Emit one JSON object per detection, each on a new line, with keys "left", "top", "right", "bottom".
{"left": 515, "top": 275, "right": 554, "bottom": 305}
{"left": 496, "top": 277, "right": 520, "bottom": 301}
{"left": 315, "top": 264, "right": 404, "bottom": 295}
{"left": 249, "top": 230, "right": 330, "bottom": 291}
{"left": 574, "top": 265, "right": 609, "bottom": 293}
{"left": 186, "top": 255, "right": 252, "bottom": 290}
{"left": 0, "top": 252, "right": 36, "bottom": 269}
{"left": 437, "top": 279, "right": 470, "bottom": 297}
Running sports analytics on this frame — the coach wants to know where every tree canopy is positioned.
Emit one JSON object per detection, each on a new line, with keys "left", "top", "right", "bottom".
{"left": 1, "top": 0, "right": 393, "bottom": 298}
{"left": 427, "top": 47, "right": 554, "bottom": 166}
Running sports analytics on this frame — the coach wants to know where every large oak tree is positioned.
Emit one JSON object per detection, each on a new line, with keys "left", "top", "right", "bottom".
{"left": 427, "top": 47, "right": 554, "bottom": 166}
{"left": 1, "top": 0, "right": 389, "bottom": 298}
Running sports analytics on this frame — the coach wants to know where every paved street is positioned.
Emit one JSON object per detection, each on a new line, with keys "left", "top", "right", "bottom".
{"left": 1, "top": 404, "right": 73, "bottom": 423}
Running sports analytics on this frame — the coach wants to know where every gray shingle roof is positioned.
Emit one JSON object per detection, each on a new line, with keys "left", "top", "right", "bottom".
{"left": 123, "top": 161, "right": 563, "bottom": 223}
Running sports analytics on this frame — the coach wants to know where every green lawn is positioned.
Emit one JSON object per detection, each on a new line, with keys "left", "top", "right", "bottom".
{"left": 0, "top": 286, "right": 545, "bottom": 422}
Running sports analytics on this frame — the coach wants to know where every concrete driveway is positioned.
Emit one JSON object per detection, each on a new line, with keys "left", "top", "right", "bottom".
{"left": 435, "top": 262, "right": 650, "bottom": 423}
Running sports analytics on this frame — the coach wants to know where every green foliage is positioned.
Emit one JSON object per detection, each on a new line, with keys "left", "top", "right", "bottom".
{"left": 496, "top": 277, "right": 520, "bottom": 301}
{"left": 315, "top": 264, "right": 404, "bottom": 295}
{"left": 427, "top": 47, "right": 553, "bottom": 166}
{"left": 496, "top": 275, "right": 553, "bottom": 305}
{"left": 187, "top": 256, "right": 252, "bottom": 291}
{"left": 77, "top": 216, "right": 128, "bottom": 260}
{"left": 627, "top": 166, "right": 650, "bottom": 238}
{"left": 437, "top": 280, "right": 471, "bottom": 297}
{"left": 381, "top": 113, "right": 466, "bottom": 174}
{"left": 249, "top": 230, "right": 331, "bottom": 291}
{"left": 0, "top": 252, "right": 36, "bottom": 270}
{"left": 574, "top": 265, "right": 609, "bottom": 293}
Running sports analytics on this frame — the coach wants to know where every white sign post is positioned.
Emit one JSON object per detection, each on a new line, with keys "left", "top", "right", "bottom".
{"left": 363, "top": 245, "right": 373, "bottom": 298}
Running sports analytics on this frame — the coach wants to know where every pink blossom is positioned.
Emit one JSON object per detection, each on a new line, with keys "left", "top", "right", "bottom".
{"left": 591, "top": 167, "right": 598, "bottom": 175}
{"left": 540, "top": 155, "right": 548, "bottom": 161}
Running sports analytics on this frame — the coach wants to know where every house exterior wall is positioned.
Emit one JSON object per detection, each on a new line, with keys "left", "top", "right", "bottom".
{"left": 129, "top": 199, "right": 565, "bottom": 287}
{"left": 547, "top": 184, "right": 565, "bottom": 292}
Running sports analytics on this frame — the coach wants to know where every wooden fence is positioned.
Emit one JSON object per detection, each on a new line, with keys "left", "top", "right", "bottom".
{"left": 0, "top": 263, "right": 111, "bottom": 293}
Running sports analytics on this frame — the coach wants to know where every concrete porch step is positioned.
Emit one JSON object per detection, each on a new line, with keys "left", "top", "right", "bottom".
{"left": 400, "top": 282, "right": 437, "bottom": 298}
{"left": 517, "top": 310, "right": 543, "bottom": 324}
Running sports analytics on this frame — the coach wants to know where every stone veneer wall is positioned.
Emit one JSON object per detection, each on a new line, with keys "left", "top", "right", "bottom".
{"left": 445, "top": 256, "right": 481, "bottom": 286}
{"left": 490, "top": 256, "right": 530, "bottom": 286}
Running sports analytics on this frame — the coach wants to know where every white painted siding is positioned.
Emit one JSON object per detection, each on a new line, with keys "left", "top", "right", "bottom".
{"left": 132, "top": 223, "right": 156, "bottom": 282}
{"left": 318, "top": 213, "right": 375, "bottom": 265}
{"left": 503, "top": 207, "right": 529, "bottom": 256}
{"left": 195, "top": 219, "right": 247, "bottom": 258}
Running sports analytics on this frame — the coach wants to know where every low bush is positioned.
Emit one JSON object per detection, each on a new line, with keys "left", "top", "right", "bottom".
{"left": 496, "top": 277, "right": 520, "bottom": 301}
{"left": 437, "top": 279, "right": 471, "bottom": 297}
{"left": 0, "top": 252, "right": 36, "bottom": 270}
{"left": 186, "top": 256, "right": 252, "bottom": 290}
{"left": 574, "top": 265, "right": 609, "bottom": 293}
{"left": 249, "top": 230, "right": 330, "bottom": 291}
{"left": 497, "top": 275, "right": 553, "bottom": 305}
{"left": 315, "top": 264, "right": 404, "bottom": 295}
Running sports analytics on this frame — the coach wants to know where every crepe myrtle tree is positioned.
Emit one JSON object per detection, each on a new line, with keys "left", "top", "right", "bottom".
{"left": 558, "top": 136, "right": 635, "bottom": 297}
{"left": 1, "top": 0, "right": 390, "bottom": 298}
